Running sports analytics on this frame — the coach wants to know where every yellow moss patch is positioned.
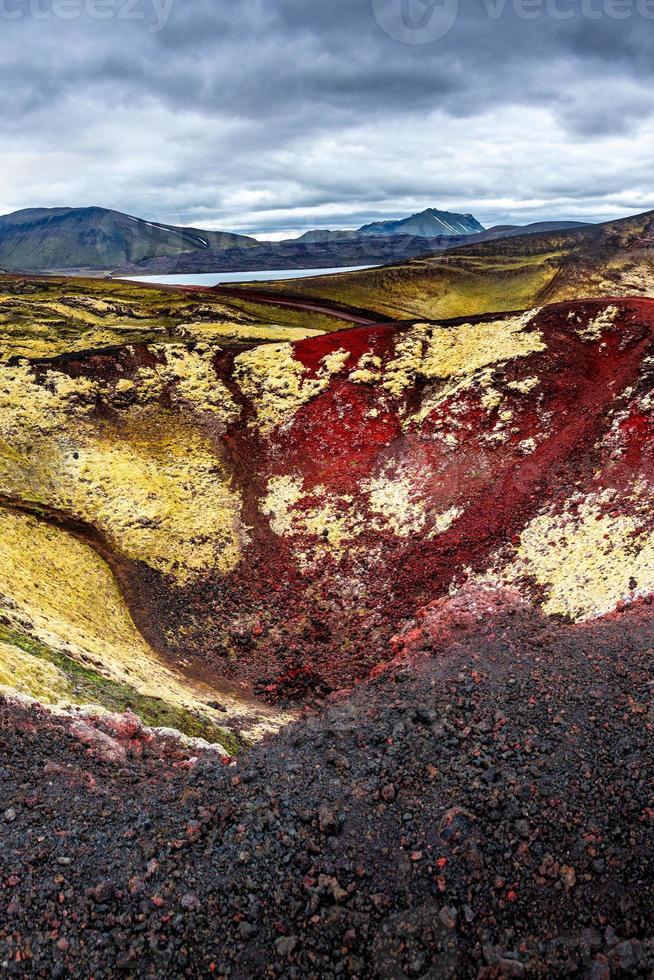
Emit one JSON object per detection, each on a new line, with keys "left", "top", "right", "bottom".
{"left": 181, "top": 321, "right": 323, "bottom": 343}
{"left": 260, "top": 475, "right": 304, "bottom": 536}
{"left": 439, "top": 432, "right": 459, "bottom": 450}
{"left": 5, "top": 424, "right": 245, "bottom": 584}
{"left": 0, "top": 437, "right": 23, "bottom": 463}
{"left": 383, "top": 325, "right": 430, "bottom": 397}
{"left": 366, "top": 473, "right": 427, "bottom": 536}
{"left": 0, "top": 509, "right": 289, "bottom": 738}
{"left": 294, "top": 494, "right": 360, "bottom": 551}
{"left": 517, "top": 437, "right": 538, "bottom": 455}
{"left": 0, "top": 359, "right": 246, "bottom": 583}
{"left": 320, "top": 349, "right": 351, "bottom": 376}
{"left": 481, "top": 388, "right": 504, "bottom": 411}
{"left": 0, "top": 327, "right": 161, "bottom": 362}
{"left": 234, "top": 345, "right": 315, "bottom": 435}
{"left": 234, "top": 344, "right": 349, "bottom": 436}
{"left": 261, "top": 475, "right": 360, "bottom": 553}
{"left": 0, "top": 274, "right": 336, "bottom": 359}
{"left": 133, "top": 345, "right": 240, "bottom": 422}
{"left": 496, "top": 489, "right": 654, "bottom": 620}
{"left": 36, "top": 299, "right": 108, "bottom": 326}
{"left": 350, "top": 369, "right": 378, "bottom": 384}
{"left": 420, "top": 313, "right": 544, "bottom": 378}
{"left": 0, "top": 510, "right": 207, "bottom": 706}
{"left": 576, "top": 305, "right": 619, "bottom": 341}
{"left": 508, "top": 376, "right": 540, "bottom": 394}
{"left": 0, "top": 361, "right": 99, "bottom": 437}
{"left": 0, "top": 640, "right": 70, "bottom": 701}
{"left": 384, "top": 311, "right": 545, "bottom": 398}
{"left": 428, "top": 506, "right": 463, "bottom": 538}
{"left": 261, "top": 470, "right": 462, "bottom": 556}
{"left": 350, "top": 352, "right": 383, "bottom": 385}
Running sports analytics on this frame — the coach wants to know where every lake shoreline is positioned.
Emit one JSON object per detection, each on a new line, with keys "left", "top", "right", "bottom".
{"left": 119, "top": 264, "right": 379, "bottom": 287}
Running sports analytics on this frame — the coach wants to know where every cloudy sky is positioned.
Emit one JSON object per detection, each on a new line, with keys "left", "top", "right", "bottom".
{"left": 2, "top": 0, "right": 654, "bottom": 237}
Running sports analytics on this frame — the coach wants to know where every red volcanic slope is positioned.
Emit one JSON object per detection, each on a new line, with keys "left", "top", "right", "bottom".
{"left": 170, "top": 297, "right": 654, "bottom": 697}
{"left": 34, "top": 297, "right": 654, "bottom": 700}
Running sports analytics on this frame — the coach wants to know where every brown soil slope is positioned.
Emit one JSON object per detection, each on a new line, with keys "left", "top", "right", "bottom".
{"left": 1, "top": 586, "right": 653, "bottom": 978}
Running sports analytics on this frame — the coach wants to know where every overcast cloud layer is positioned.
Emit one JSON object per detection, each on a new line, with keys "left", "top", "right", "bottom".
{"left": 2, "top": 0, "right": 654, "bottom": 236}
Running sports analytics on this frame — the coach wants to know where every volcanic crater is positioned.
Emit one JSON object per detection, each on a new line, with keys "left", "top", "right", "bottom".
{"left": 1, "top": 297, "right": 654, "bottom": 712}
{"left": 2, "top": 282, "right": 654, "bottom": 977}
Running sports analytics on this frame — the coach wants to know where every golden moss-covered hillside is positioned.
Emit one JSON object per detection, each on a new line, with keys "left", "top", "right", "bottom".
{"left": 0, "top": 274, "right": 350, "bottom": 360}
{"left": 251, "top": 211, "right": 654, "bottom": 320}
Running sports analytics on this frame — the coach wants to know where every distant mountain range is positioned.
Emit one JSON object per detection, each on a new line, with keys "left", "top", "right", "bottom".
{"left": 0, "top": 205, "right": 589, "bottom": 275}
{"left": 296, "top": 208, "right": 485, "bottom": 243}
{"left": 257, "top": 210, "right": 654, "bottom": 321}
{"left": 0, "top": 207, "right": 257, "bottom": 273}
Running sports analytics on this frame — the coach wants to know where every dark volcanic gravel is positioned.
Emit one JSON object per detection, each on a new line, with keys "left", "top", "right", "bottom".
{"left": 1, "top": 593, "right": 654, "bottom": 978}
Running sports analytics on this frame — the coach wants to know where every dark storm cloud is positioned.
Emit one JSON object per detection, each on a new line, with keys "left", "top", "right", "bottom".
{"left": 1, "top": 0, "right": 654, "bottom": 233}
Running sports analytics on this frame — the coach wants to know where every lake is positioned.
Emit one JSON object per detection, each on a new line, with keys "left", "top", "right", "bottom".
{"left": 121, "top": 265, "right": 377, "bottom": 287}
